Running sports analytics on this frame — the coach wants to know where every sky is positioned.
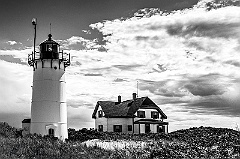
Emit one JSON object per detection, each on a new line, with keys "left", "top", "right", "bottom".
{"left": 0, "top": 0, "right": 240, "bottom": 132}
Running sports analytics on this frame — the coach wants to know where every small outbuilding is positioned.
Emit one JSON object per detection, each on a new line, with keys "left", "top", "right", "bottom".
{"left": 22, "top": 119, "right": 31, "bottom": 136}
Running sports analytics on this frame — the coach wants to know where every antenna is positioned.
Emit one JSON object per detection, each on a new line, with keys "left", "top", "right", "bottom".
{"left": 137, "top": 80, "right": 139, "bottom": 97}
{"left": 50, "top": 23, "right": 51, "bottom": 34}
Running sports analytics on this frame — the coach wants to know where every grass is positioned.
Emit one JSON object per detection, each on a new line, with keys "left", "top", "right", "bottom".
{"left": 0, "top": 122, "right": 240, "bottom": 158}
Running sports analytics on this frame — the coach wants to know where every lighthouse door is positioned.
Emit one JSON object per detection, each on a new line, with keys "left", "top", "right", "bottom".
{"left": 48, "top": 128, "right": 55, "bottom": 137}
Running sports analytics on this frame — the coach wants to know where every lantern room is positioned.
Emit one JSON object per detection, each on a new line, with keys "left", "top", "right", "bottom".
{"left": 39, "top": 34, "right": 59, "bottom": 59}
{"left": 28, "top": 33, "right": 70, "bottom": 69}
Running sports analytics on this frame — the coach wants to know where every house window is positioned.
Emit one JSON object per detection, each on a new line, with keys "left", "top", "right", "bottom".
{"left": 48, "top": 128, "right": 54, "bottom": 137}
{"left": 157, "top": 125, "right": 163, "bottom": 133}
{"left": 98, "top": 125, "right": 103, "bottom": 132}
{"left": 98, "top": 110, "right": 103, "bottom": 118}
{"left": 128, "top": 125, "right": 132, "bottom": 131}
{"left": 137, "top": 111, "right": 145, "bottom": 118}
{"left": 113, "top": 125, "right": 122, "bottom": 132}
{"left": 151, "top": 111, "right": 159, "bottom": 119}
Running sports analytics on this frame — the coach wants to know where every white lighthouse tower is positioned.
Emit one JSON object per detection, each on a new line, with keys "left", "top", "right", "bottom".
{"left": 27, "top": 20, "right": 70, "bottom": 140}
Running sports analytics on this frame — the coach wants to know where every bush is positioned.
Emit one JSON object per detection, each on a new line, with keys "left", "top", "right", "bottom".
{"left": 0, "top": 122, "right": 239, "bottom": 158}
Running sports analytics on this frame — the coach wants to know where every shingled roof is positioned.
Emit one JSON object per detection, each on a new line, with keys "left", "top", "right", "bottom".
{"left": 92, "top": 97, "right": 167, "bottom": 119}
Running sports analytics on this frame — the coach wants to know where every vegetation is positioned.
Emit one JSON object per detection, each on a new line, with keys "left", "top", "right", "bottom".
{"left": 0, "top": 122, "right": 239, "bottom": 158}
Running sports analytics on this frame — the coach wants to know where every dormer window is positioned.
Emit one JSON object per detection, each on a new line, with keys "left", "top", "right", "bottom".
{"left": 151, "top": 111, "right": 159, "bottom": 119}
{"left": 98, "top": 110, "right": 103, "bottom": 118}
{"left": 137, "top": 111, "right": 145, "bottom": 118}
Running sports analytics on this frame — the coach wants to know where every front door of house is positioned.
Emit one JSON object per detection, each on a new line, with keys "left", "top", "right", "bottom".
{"left": 145, "top": 124, "right": 150, "bottom": 133}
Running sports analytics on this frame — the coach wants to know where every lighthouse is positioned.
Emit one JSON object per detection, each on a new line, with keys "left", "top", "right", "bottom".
{"left": 27, "top": 19, "right": 70, "bottom": 140}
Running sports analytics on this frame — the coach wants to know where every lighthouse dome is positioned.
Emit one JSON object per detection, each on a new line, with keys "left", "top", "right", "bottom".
{"left": 39, "top": 34, "right": 59, "bottom": 59}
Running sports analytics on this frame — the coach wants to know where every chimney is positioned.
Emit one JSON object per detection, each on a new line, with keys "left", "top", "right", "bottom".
{"left": 118, "top": 95, "right": 121, "bottom": 103}
{"left": 132, "top": 93, "right": 137, "bottom": 100}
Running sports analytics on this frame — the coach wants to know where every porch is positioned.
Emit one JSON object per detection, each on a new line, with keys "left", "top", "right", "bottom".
{"left": 134, "top": 119, "right": 169, "bottom": 134}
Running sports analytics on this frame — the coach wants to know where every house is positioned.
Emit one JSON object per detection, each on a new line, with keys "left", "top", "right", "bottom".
{"left": 92, "top": 93, "right": 169, "bottom": 134}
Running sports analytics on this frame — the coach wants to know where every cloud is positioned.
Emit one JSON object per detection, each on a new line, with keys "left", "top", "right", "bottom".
{"left": 6, "top": 40, "right": 18, "bottom": 45}
{"left": 84, "top": 73, "right": 103, "bottom": 76}
{"left": 113, "top": 78, "right": 127, "bottom": 82}
{"left": 0, "top": 55, "right": 26, "bottom": 65}
{"left": 113, "top": 64, "right": 144, "bottom": 71}
{"left": 0, "top": 60, "right": 32, "bottom": 120}
{"left": 57, "top": 36, "right": 105, "bottom": 51}
{"left": 88, "top": 0, "right": 240, "bottom": 118}
{"left": 0, "top": 40, "right": 26, "bottom": 50}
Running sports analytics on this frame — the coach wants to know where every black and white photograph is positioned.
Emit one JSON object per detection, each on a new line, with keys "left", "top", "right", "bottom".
{"left": 0, "top": 0, "right": 239, "bottom": 158}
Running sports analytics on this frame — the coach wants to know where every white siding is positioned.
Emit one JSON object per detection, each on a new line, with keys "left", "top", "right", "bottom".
{"left": 135, "top": 108, "right": 161, "bottom": 119}
{"left": 150, "top": 124, "right": 158, "bottom": 133}
{"left": 31, "top": 59, "right": 68, "bottom": 140}
{"left": 95, "top": 117, "right": 108, "bottom": 131}
{"left": 95, "top": 106, "right": 108, "bottom": 131}
{"left": 134, "top": 124, "right": 139, "bottom": 134}
{"left": 95, "top": 117, "right": 134, "bottom": 133}
{"left": 107, "top": 118, "right": 132, "bottom": 133}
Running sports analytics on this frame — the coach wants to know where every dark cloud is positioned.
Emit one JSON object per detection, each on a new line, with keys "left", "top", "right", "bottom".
{"left": 183, "top": 74, "right": 227, "bottom": 97}
{"left": 0, "top": 55, "right": 27, "bottom": 65}
{"left": 135, "top": 36, "right": 149, "bottom": 41}
{"left": 71, "top": 61, "right": 82, "bottom": 66}
{"left": 113, "top": 78, "right": 127, "bottom": 82}
{"left": 139, "top": 80, "right": 187, "bottom": 98}
{"left": 224, "top": 60, "right": 240, "bottom": 67}
{"left": 84, "top": 73, "right": 103, "bottom": 76}
{"left": 186, "top": 97, "right": 240, "bottom": 116}
{"left": 167, "top": 21, "right": 240, "bottom": 39}
{"left": 140, "top": 73, "right": 227, "bottom": 99}
{"left": 113, "top": 64, "right": 143, "bottom": 71}
{"left": 184, "top": 83, "right": 225, "bottom": 96}
{"left": 154, "top": 96, "right": 190, "bottom": 105}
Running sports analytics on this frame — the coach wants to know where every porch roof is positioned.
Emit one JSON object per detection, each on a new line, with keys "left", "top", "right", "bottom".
{"left": 134, "top": 119, "right": 168, "bottom": 125}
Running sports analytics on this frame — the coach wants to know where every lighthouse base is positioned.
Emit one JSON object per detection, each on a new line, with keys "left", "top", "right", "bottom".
{"left": 30, "top": 122, "right": 68, "bottom": 140}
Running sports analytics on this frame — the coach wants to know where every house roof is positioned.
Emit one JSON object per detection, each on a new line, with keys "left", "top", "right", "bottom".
{"left": 39, "top": 34, "right": 59, "bottom": 46}
{"left": 22, "top": 119, "right": 31, "bottom": 123}
{"left": 92, "top": 97, "right": 167, "bottom": 119}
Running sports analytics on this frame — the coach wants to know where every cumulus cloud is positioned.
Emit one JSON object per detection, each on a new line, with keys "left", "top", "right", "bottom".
{"left": 0, "top": 60, "right": 32, "bottom": 115}
{"left": 6, "top": 40, "right": 18, "bottom": 45}
{"left": 87, "top": 0, "right": 240, "bottom": 118}
{"left": 0, "top": 40, "right": 25, "bottom": 50}
{"left": 57, "top": 36, "right": 105, "bottom": 51}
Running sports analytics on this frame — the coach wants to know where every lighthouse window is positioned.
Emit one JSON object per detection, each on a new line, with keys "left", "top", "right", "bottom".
{"left": 47, "top": 44, "right": 53, "bottom": 52}
{"left": 48, "top": 128, "right": 54, "bottom": 137}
